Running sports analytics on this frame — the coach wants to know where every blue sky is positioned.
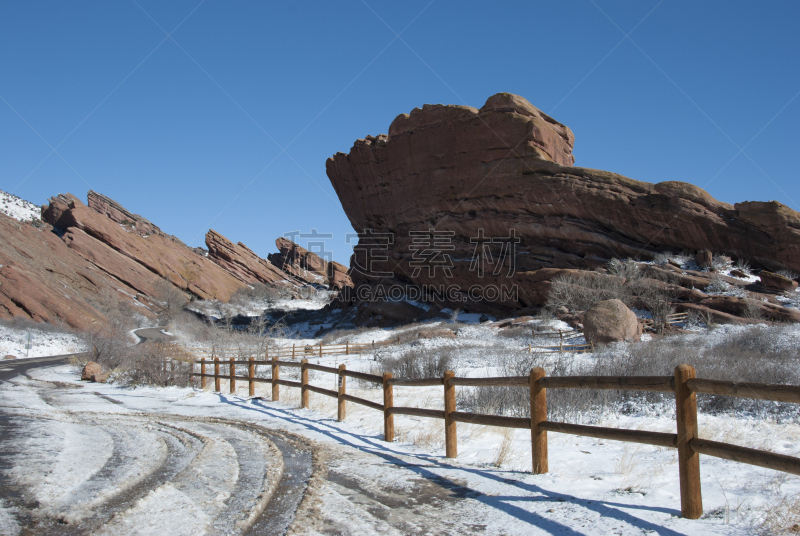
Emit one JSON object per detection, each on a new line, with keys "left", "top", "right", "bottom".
{"left": 2, "top": 1, "right": 799, "bottom": 264}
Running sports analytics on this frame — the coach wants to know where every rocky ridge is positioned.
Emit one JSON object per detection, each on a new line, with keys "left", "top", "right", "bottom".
{"left": 0, "top": 192, "right": 350, "bottom": 330}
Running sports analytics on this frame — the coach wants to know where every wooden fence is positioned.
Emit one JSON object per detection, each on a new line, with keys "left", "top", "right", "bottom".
{"left": 642, "top": 312, "right": 689, "bottom": 331}
{"left": 167, "top": 338, "right": 399, "bottom": 362}
{"left": 527, "top": 330, "right": 592, "bottom": 354}
{"left": 190, "top": 357, "right": 800, "bottom": 520}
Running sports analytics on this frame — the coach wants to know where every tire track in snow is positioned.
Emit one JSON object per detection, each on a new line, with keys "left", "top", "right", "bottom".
{"left": 0, "top": 370, "right": 309, "bottom": 535}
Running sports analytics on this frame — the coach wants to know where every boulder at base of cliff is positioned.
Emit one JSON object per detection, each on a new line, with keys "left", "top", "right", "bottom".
{"left": 696, "top": 250, "right": 713, "bottom": 269}
{"left": 81, "top": 361, "right": 103, "bottom": 381}
{"left": 584, "top": 299, "right": 641, "bottom": 344}
{"left": 759, "top": 271, "right": 799, "bottom": 291}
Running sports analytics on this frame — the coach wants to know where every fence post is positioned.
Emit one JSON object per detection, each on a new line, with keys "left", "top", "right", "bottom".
{"left": 444, "top": 370, "right": 457, "bottom": 458}
{"left": 383, "top": 372, "right": 394, "bottom": 442}
{"left": 271, "top": 357, "right": 279, "bottom": 401}
{"left": 248, "top": 357, "right": 255, "bottom": 397}
{"left": 530, "top": 367, "right": 548, "bottom": 473}
{"left": 200, "top": 359, "right": 206, "bottom": 390}
{"left": 319, "top": 342, "right": 323, "bottom": 358}
{"left": 675, "top": 364, "right": 702, "bottom": 519}
{"left": 346, "top": 341, "right": 349, "bottom": 355}
{"left": 301, "top": 359, "right": 309, "bottom": 409}
{"left": 292, "top": 344, "right": 296, "bottom": 360}
{"left": 229, "top": 357, "right": 235, "bottom": 394}
{"left": 338, "top": 364, "right": 346, "bottom": 422}
{"left": 214, "top": 357, "right": 220, "bottom": 392}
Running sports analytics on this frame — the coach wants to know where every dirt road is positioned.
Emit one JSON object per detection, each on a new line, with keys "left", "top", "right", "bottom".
{"left": 0, "top": 358, "right": 311, "bottom": 535}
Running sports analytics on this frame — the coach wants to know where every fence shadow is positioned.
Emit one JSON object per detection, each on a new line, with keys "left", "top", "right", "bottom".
{"left": 211, "top": 393, "right": 689, "bottom": 536}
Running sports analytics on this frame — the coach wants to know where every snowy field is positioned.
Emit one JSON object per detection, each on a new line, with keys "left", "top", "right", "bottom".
{"left": 0, "top": 189, "right": 40, "bottom": 222}
{"left": 0, "top": 322, "right": 84, "bottom": 359}
{"left": 3, "top": 319, "right": 795, "bottom": 534}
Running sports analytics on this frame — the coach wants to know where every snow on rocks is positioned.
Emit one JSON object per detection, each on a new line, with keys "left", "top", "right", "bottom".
{"left": 0, "top": 190, "right": 40, "bottom": 223}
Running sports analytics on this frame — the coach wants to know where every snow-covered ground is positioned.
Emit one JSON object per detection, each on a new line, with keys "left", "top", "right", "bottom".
{"left": 5, "top": 320, "right": 795, "bottom": 533}
{"left": 9, "top": 345, "right": 796, "bottom": 535}
{"left": 0, "top": 189, "right": 40, "bottom": 222}
{"left": 0, "top": 322, "right": 84, "bottom": 359}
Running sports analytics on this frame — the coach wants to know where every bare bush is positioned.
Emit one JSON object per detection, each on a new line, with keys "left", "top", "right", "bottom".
{"left": 775, "top": 268, "right": 800, "bottom": 281}
{"left": 380, "top": 346, "right": 456, "bottom": 379}
{"left": 154, "top": 278, "right": 189, "bottom": 324}
{"left": 497, "top": 326, "right": 534, "bottom": 339}
{"left": 711, "top": 254, "right": 732, "bottom": 272}
{"left": 320, "top": 326, "right": 375, "bottom": 345}
{"left": 546, "top": 271, "right": 629, "bottom": 313}
{"left": 229, "top": 283, "right": 290, "bottom": 310}
{"left": 734, "top": 258, "right": 752, "bottom": 274}
{"left": 459, "top": 325, "right": 800, "bottom": 423}
{"left": 546, "top": 261, "right": 677, "bottom": 331}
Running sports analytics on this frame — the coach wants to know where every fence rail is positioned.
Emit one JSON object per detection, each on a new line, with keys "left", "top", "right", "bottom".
{"left": 169, "top": 338, "right": 399, "bottom": 361}
{"left": 187, "top": 353, "right": 800, "bottom": 520}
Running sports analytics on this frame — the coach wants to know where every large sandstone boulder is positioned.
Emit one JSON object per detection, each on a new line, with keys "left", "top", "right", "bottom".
{"left": 696, "top": 250, "right": 713, "bottom": 269}
{"left": 759, "top": 271, "right": 798, "bottom": 291}
{"left": 326, "top": 92, "right": 800, "bottom": 316}
{"left": 583, "top": 299, "right": 641, "bottom": 344}
{"left": 81, "top": 361, "right": 103, "bottom": 381}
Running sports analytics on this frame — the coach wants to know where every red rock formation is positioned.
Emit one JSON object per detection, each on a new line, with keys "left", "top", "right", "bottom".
{"left": 0, "top": 212, "right": 156, "bottom": 330}
{"left": 267, "top": 237, "right": 352, "bottom": 290}
{"left": 87, "top": 190, "right": 166, "bottom": 239}
{"left": 205, "top": 230, "right": 292, "bottom": 286}
{"left": 326, "top": 92, "right": 800, "bottom": 315}
{"left": 43, "top": 193, "right": 245, "bottom": 301}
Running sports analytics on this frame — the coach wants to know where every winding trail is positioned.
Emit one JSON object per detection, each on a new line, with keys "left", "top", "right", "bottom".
{"left": 0, "top": 357, "right": 311, "bottom": 536}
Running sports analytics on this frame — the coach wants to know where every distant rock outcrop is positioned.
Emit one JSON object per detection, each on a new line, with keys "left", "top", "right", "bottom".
{"left": 326, "top": 92, "right": 800, "bottom": 316}
{"left": 205, "top": 230, "right": 293, "bottom": 286}
{"left": 1, "top": 189, "right": 358, "bottom": 330}
{"left": 87, "top": 190, "right": 170, "bottom": 240}
{"left": 267, "top": 237, "right": 353, "bottom": 290}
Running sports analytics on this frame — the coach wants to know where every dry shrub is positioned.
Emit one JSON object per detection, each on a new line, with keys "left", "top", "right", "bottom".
{"left": 459, "top": 325, "right": 800, "bottom": 423}
{"left": 756, "top": 494, "right": 800, "bottom": 535}
{"left": 496, "top": 326, "right": 535, "bottom": 339}
{"left": 229, "top": 283, "right": 291, "bottom": 309}
{"left": 492, "top": 428, "right": 516, "bottom": 467}
{"left": 380, "top": 346, "right": 456, "bottom": 379}
{"left": 545, "top": 260, "right": 677, "bottom": 331}
{"left": 153, "top": 277, "right": 189, "bottom": 324}
{"left": 320, "top": 326, "right": 375, "bottom": 345}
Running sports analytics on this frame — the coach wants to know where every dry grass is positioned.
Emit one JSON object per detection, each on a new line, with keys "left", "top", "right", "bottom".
{"left": 756, "top": 494, "right": 800, "bottom": 535}
{"left": 492, "top": 428, "right": 517, "bottom": 468}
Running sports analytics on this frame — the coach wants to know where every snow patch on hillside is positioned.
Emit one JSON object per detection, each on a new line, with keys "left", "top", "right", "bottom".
{"left": 0, "top": 189, "right": 40, "bottom": 222}
{"left": 0, "top": 322, "right": 84, "bottom": 359}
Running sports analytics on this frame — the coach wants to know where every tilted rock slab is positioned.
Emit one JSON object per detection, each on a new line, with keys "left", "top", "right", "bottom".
{"left": 326, "top": 92, "right": 800, "bottom": 314}
{"left": 205, "top": 230, "right": 295, "bottom": 287}
{"left": 43, "top": 193, "right": 245, "bottom": 301}
{"left": 0, "top": 212, "right": 155, "bottom": 330}
{"left": 267, "top": 237, "right": 353, "bottom": 290}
